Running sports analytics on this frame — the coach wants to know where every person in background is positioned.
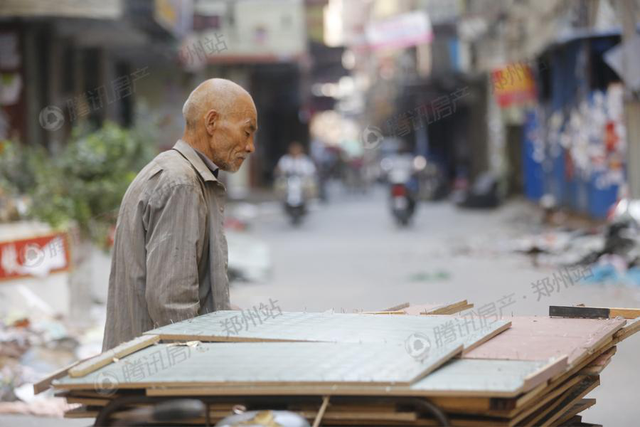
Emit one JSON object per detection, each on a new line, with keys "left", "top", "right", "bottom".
{"left": 310, "top": 137, "right": 331, "bottom": 201}
{"left": 276, "top": 142, "right": 316, "bottom": 178}
{"left": 274, "top": 142, "right": 318, "bottom": 213}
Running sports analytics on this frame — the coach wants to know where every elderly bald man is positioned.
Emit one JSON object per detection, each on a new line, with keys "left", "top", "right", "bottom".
{"left": 102, "top": 79, "right": 258, "bottom": 350}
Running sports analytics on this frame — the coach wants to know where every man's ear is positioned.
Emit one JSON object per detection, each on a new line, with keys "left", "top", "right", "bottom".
{"left": 204, "top": 110, "right": 218, "bottom": 135}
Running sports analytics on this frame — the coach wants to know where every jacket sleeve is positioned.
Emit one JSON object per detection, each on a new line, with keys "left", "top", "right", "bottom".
{"left": 144, "top": 183, "right": 207, "bottom": 327}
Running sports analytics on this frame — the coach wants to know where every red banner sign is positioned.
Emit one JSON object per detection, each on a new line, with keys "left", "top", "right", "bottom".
{"left": 0, "top": 233, "right": 70, "bottom": 281}
{"left": 492, "top": 63, "right": 537, "bottom": 108}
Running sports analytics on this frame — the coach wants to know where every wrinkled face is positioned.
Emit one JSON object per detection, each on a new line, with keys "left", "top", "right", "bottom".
{"left": 204, "top": 94, "right": 258, "bottom": 173}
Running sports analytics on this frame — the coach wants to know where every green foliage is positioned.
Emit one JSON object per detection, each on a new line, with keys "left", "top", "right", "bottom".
{"left": 1, "top": 122, "right": 156, "bottom": 248}
{"left": 0, "top": 139, "right": 39, "bottom": 195}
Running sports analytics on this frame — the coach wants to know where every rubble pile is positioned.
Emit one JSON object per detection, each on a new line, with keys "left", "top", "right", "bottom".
{"left": 513, "top": 199, "right": 640, "bottom": 286}
{"left": 0, "top": 312, "right": 101, "bottom": 417}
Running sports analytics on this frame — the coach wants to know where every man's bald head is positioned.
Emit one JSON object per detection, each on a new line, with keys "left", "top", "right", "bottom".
{"left": 181, "top": 78, "right": 258, "bottom": 173}
{"left": 182, "top": 78, "right": 254, "bottom": 130}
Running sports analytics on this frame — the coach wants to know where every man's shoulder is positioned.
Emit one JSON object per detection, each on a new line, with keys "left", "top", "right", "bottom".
{"left": 153, "top": 149, "right": 204, "bottom": 187}
{"left": 136, "top": 149, "right": 202, "bottom": 190}
{"left": 122, "top": 149, "right": 204, "bottom": 207}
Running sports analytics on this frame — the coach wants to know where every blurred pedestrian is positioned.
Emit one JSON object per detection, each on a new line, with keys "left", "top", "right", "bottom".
{"left": 276, "top": 142, "right": 317, "bottom": 178}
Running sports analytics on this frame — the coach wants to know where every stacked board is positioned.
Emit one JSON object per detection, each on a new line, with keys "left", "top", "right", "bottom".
{"left": 368, "top": 300, "right": 475, "bottom": 315}
{"left": 36, "top": 307, "right": 640, "bottom": 426}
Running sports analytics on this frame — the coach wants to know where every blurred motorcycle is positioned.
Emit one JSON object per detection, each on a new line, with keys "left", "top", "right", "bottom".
{"left": 390, "top": 181, "right": 415, "bottom": 226}
{"left": 275, "top": 143, "right": 318, "bottom": 226}
{"left": 386, "top": 153, "right": 422, "bottom": 226}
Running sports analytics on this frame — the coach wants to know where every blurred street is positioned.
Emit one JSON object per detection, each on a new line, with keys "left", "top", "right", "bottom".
{"left": 1, "top": 0, "right": 640, "bottom": 425}
{"left": 231, "top": 186, "right": 640, "bottom": 427}
{"left": 232, "top": 187, "right": 638, "bottom": 317}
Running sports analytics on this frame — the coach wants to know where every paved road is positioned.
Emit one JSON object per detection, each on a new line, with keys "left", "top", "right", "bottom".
{"left": 231, "top": 185, "right": 640, "bottom": 426}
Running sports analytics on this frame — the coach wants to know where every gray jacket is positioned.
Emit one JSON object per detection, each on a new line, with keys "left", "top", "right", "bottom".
{"left": 102, "top": 140, "right": 230, "bottom": 350}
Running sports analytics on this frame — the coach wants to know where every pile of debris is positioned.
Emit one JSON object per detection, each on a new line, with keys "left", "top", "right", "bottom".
{"left": 0, "top": 312, "right": 103, "bottom": 417}
{"left": 36, "top": 301, "right": 640, "bottom": 426}
{"left": 514, "top": 198, "right": 640, "bottom": 286}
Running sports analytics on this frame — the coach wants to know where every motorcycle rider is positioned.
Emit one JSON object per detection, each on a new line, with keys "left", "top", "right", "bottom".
{"left": 276, "top": 142, "right": 317, "bottom": 179}
{"left": 275, "top": 142, "right": 317, "bottom": 224}
{"left": 386, "top": 143, "right": 419, "bottom": 224}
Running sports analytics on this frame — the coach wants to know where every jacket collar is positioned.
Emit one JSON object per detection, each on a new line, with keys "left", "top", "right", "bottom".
{"left": 172, "top": 139, "right": 219, "bottom": 183}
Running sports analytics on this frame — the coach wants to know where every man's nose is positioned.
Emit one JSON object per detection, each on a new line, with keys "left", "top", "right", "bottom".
{"left": 246, "top": 138, "right": 255, "bottom": 154}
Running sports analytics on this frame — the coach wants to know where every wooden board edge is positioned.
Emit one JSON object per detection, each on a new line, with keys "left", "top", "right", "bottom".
{"left": 34, "top": 360, "right": 81, "bottom": 394}
{"left": 580, "top": 346, "right": 617, "bottom": 376}
{"left": 69, "top": 335, "right": 160, "bottom": 378}
{"left": 550, "top": 305, "right": 640, "bottom": 319}
{"left": 363, "top": 310, "right": 407, "bottom": 315}
{"left": 382, "top": 302, "right": 411, "bottom": 311}
{"left": 146, "top": 333, "right": 304, "bottom": 343}
{"left": 409, "top": 344, "right": 464, "bottom": 384}
{"left": 549, "top": 306, "right": 610, "bottom": 319}
{"left": 64, "top": 406, "right": 99, "bottom": 419}
{"left": 521, "top": 356, "right": 568, "bottom": 393}
{"left": 537, "top": 377, "right": 600, "bottom": 427}
{"left": 550, "top": 399, "right": 596, "bottom": 427}
{"left": 460, "top": 320, "right": 512, "bottom": 356}
{"left": 485, "top": 375, "right": 584, "bottom": 421}
{"left": 514, "top": 338, "right": 612, "bottom": 411}
{"left": 428, "top": 300, "right": 469, "bottom": 315}
{"left": 515, "top": 377, "right": 590, "bottom": 427}
{"left": 613, "top": 318, "right": 640, "bottom": 344}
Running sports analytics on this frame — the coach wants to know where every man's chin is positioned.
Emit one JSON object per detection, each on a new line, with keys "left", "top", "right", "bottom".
{"left": 232, "top": 159, "right": 247, "bottom": 173}
{"left": 220, "top": 164, "right": 241, "bottom": 174}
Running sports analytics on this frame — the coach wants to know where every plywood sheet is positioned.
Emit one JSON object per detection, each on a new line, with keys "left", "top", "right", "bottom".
{"left": 54, "top": 342, "right": 461, "bottom": 389}
{"left": 581, "top": 347, "right": 616, "bottom": 376}
{"left": 36, "top": 335, "right": 160, "bottom": 392}
{"left": 409, "top": 357, "right": 565, "bottom": 396}
{"left": 551, "top": 399, "right": 596, "bottom": 427}
{"left": 145, "top": 357, "right": 564, "bottom": 398}
{"left": 463, "top": 316, "right": 625, "bottom": 366}
{"left": 523, "top": 376, "right": 599, "bottom": 427}
{"left": 404, "top": 300, "right": 473, "bottom": 315}
{"left": 144, "top": 311, "right": 510, "bottom": 354}
{"left": 613, "top": 317, "right": 640, "bottom": 344}
{"left": 372, "top": 300, "right": 474, "bottom": 316}
{"left": 508, "top": 338, "right": 612, "bottom": 416}
{"left": 69, "top": 335, "right": 160, "bottom": 377}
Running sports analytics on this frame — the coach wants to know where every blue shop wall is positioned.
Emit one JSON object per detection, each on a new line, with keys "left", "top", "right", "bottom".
{"left": 521, "top": 35, "right": 625, "bottom": 219}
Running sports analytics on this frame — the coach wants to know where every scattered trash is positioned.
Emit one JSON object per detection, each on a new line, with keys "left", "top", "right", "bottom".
{"left": 510, "top": 199, "right": 640, "bottom": 286}
{"left": 0, "top": 309, "right": 102, "bottom": 416}
{"left": 0, "top": 398, "right": 78, "bottom": 417}
{"left": 455, "top": 172, "right": 500, "bottom": 209}
{"left": 408, "top": 270, "right": 451, "bottom": 282}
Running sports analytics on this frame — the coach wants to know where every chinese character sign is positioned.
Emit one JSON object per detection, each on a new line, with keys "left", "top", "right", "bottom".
{"left": 0, "top": 233, "right": 70, "bottom": 280}
{"left": 491, "top": 63, "right": 537, "bottom": 108}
